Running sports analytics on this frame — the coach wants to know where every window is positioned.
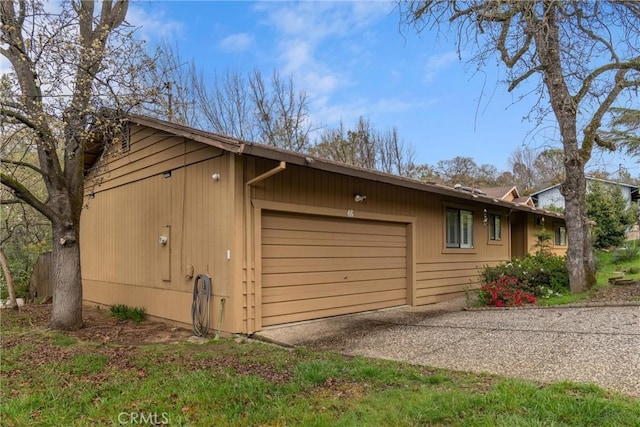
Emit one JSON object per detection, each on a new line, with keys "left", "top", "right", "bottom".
{"left": 446, "top": 208, "right": 474, "bottom": 248}
{"left": 489, "top": 214, "right": 501, "bottom": 241}
{"left": 555, "top": 226, "right": 567, "bottom": 246}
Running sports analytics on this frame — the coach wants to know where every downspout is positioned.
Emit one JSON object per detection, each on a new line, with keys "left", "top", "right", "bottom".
{"left": 244, "top": 161, "right": 286, "bottom": 333}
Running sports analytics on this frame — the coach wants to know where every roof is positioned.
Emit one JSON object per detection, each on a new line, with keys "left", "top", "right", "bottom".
{"left": 479, "top": 186, "right": 520, "bottom": 200}
{"left": 92, "top": 114, "right": 564, "bottom": 219}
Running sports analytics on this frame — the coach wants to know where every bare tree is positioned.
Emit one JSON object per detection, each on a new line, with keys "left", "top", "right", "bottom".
{"left": 533, "top": 149, "right": 565, "bottom": 189}
{"left": 311, "top": 116, "right": 416, "bottom": 176}
{"left": 1, "top": 0, "right": 153, "bottom": 329}
{"left": 401, "top": 1, "right": 640, "bottom": 292}
{"left": 249, "top": 70, "right": 315, "bottom": 151}
{"left": 509, "top": 146, "right": 537, "bottom": 193}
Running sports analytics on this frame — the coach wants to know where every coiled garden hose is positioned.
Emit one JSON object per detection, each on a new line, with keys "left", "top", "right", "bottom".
{"left": 191, "top": 274, "right": 211, "bottom": 337}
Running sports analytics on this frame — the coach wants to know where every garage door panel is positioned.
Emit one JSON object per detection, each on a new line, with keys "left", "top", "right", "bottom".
{"left": 261, "top": 211, "right": 408, "bottom": 327}
{"left": 263, "top": 230, "right": 406, "bottom": 247}
{"left": 263, "top": 268, "right": 407, "bottom": 288}
{"left": 264, "top": 245, "right": 406, "bottom": 259}
{"left": 263, "top": 214, "right": 406, "bottom": 236}
{"left": 262, "top": 289, "right": 407, "bottom": 318}
{"left": 262, "top": 257, "right": 407, "bottom": 275}
{"left": 263, "top": 277, "right": 407, "bottom": 303}
{"left": 264, "top": 299, "right": 407, "bottom": 327}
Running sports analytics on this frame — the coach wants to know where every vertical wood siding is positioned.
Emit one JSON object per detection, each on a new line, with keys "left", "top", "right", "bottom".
{"left": 81, "top": 125, "right": 238, "bottom": 329}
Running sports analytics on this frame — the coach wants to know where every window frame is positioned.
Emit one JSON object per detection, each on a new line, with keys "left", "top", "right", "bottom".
{"left": 554, "top": 224, "right": 567, "bottom": 246}
{"left": 445, "top": 207, "right": 474, "bottom": 249}
{"left": 489, "top": 213, "right": 502, "bottom": 242}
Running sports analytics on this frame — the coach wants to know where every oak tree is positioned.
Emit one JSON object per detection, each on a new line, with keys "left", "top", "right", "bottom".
{"left": 402, "top": 0, "right": 640, "bottom": 292}
{"left": 1, "top": 0, "right": 151, "bottom": 328}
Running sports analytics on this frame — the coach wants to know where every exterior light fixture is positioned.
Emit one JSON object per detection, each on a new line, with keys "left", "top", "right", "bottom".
{"left": 354, "top": 195, "right": 367, "bottom": 203}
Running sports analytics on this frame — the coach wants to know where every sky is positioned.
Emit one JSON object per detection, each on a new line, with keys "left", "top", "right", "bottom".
{"left": 2, "top": 1, "right": 637, "bottom": 176}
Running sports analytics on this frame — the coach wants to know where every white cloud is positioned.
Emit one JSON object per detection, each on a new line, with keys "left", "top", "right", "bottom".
{"left": 313, "top": 96, "right": 429, "bottom": 130}
{"left": 218, "top": 33, "right": 255, "bottom": 52}
{"left": 254, "top": 2, "right": 394, "bottom": 111}
{"left": 126, "top": 4, "right": 184, "bottom": 42}
{"left": 423, "top": 51, "right": 458, "bottom": 84}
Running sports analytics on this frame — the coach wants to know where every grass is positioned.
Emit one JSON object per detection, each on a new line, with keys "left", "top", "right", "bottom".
{"left": 109, "top": 304, "right": 146, "bottom": 323}
{"left": 1, "top": 317, "right": 639, "bottom": 426}
{"left": 539, "top": 245, "right": 640, "bottom": 307}
{"left": 595, "top": 248, "right": 640, "bottom": 285}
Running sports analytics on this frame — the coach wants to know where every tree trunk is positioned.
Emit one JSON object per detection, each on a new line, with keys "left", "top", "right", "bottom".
{"left": 562, "top": 159, "right": 597, "bottom": 293}
{"left": 0, "top": 246, "right": 18, "bottom": 310}
{"left": 47, "top": 221, "right": 83, "bottom": 330}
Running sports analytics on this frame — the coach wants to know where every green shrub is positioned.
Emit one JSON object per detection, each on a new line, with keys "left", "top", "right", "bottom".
{"left": 479, "top": 253, "right": 569, "bottom": 298}
{"left": 612, "top": 246, "right": 639, "bottom": 263}
{"left": 110, "top": 304, "right": 146, "bottom": 324}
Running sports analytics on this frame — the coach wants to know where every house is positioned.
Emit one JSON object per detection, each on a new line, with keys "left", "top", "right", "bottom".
{"left": 81, "top": 115, "right": 566, "bottom": 334}
{"left": 531, "top": 178, "right": 640, "bottom": 210}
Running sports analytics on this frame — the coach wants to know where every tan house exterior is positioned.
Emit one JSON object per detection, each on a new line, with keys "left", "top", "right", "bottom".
{"left": 81, "top": 115, "right": 566, "bottom": 334}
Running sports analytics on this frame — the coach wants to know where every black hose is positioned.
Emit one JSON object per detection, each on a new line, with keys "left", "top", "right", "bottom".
{"left": 191, "top": 274, "right": 211, "bottom": 337}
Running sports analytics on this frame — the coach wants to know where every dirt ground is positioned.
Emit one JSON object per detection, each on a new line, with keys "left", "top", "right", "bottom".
{"left": 3, "top": 281, "right": 639, "bottom": 346}
{"left": 3, "top": 303, "right": 193, "bottom": 346}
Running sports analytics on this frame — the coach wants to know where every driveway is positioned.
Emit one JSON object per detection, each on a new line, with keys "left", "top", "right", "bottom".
{"left": 256, "top": 298, "right": 640, "bottom": 397}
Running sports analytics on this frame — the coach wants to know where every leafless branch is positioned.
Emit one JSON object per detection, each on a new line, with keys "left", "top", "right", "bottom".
{"left": 0, "top": 172, "right": 55, "bottom": 222}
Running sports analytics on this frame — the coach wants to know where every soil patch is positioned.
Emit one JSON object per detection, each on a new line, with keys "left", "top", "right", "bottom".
{"left": 2, "top": 303, "right": 192, "bottom": 346}
{"left": 585, "top": 280, "right": 640, "bottom": 303}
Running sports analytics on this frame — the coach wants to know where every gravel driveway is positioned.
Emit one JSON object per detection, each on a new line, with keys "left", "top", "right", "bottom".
{"left": 256, "top": 299, "right": 640, "bottom": 397}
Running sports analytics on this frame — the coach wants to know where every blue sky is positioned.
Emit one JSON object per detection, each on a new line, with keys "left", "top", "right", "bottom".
{"left": 51, "top": 2, "right": 640, "bottom": 174}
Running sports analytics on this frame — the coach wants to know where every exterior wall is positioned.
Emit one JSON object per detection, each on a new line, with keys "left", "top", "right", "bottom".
{"left": 82, "top": 124, "right": 569, "bottom": 335}
{"left": 81, "top": 124, "right": 241, "bottom": 332}
{"left": 243, "top": 156, "right": 513, "bottom": 331}
{"left": 512, "top": 212, "right": 567, "bottom": 257}
{"left": 535, "top": 181, "right": 635, "bottom": 210}
{"left": 536, "top": 187, "right": 565, "bottom": 209}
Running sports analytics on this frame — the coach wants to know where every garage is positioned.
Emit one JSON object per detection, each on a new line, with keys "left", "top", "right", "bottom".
{"left": 261, "top": 211, "right": 408, "bottom": 326}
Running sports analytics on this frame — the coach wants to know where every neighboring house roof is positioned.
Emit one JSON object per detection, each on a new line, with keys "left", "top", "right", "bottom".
{"left": 531, "top": 177, "right": 639, "bottom": 198}
{"left": 88, "top": 114, "right": 564, "bottom": 219}
{"left": 479, "top": 186, "right": 520, "bottom": 200}
{"left": 513, "top": 196, "right": 535, "bottom": 207}
{"left": 479, "top": 186, "right": 535, "bottom": 208}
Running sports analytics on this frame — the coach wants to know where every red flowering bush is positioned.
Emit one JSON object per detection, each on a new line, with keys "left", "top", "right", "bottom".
{"left": 478, "top": 275, "right": 536, "bottom": 307}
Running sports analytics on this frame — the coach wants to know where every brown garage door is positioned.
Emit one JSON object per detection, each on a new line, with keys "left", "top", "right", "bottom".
{"left": 261, "top": 211, "right": 407, "bottom": 326}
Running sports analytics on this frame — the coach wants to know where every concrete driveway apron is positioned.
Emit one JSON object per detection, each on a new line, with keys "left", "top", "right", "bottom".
{"left": 256, "top": 298, "right": 640, "bottom": 397}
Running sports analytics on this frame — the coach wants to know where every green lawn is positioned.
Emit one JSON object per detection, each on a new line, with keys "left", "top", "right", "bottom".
{"left": 2, "top": 310, "right": 639, "bottom": 426}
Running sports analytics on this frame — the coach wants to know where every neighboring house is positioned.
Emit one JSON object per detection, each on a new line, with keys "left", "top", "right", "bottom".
{"left": 531, "top": 178, "right": 640, "bottom": 210}
{"left": 81, "top": 115, "right": 566, "bottom": 334}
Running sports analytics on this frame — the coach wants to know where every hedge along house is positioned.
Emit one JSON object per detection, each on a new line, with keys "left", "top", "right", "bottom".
{"left": 81, "top": 115, "right": 566, "bottom": 334}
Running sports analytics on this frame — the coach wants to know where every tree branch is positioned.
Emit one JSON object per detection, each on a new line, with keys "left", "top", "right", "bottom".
{"left": 508, "top": 65, "right": 544, "bottom": 92}
{"left": 1, "top": 159, "right": 46, "bottom": 178}
{"left": 0, "top": 172, "right": 55, "bottom": 222}
{"left": 580, "top": 68, "right": 630, "bottom": 159}
{"left": 0, "top": 107, "right": 43, "bottom": 134}
{"left": 0, "top": 199, "right": 24, "bottom": 205}
{"left": 573, "top": 58, "right": 640, "bottom": 105}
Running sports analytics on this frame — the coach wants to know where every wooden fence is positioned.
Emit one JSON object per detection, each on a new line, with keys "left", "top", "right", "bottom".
{"left": 29, "top": 252, "right": 52, "bottom": 299}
